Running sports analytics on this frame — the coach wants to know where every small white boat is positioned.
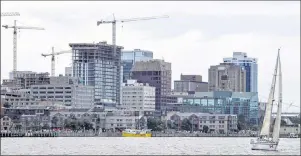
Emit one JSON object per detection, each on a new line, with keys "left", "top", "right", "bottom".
{"left": 251, "top": 48, "right": 283, "bottom": 151}
{"left": 250, "top": 137, "right": 279, "bottom": 151}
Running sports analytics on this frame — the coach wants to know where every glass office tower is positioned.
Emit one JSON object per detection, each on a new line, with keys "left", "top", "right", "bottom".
{"left": 121, "top": 49, "right": 153, "bottom": 82}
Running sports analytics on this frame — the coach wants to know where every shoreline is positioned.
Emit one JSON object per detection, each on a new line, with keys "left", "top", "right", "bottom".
{"left": 1, "top": 132, "right": 299, "bottom": 138}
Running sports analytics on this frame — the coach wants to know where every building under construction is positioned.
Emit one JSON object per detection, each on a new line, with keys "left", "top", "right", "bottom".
{"left": 69, "top": 41, "right": 123, "bottom": 106}
{"left": 2, "top": 71, "right": 50, "bottom": 89}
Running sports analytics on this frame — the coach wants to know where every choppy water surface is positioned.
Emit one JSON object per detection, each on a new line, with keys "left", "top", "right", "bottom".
{"left": 1, "top": 137, "right": 300, "bottom": 155}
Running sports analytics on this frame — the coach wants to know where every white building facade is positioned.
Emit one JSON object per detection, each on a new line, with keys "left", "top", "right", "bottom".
{"left": 121, "top": 80, "right": 155, "bottom": 111}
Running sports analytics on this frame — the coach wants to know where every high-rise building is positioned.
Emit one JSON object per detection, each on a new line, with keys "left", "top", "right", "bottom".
{"left": 174, "top": 74, "right": 208, "bottom": 92}
{"left": 131, "top": 59, "right": 171, "bottom": 110}
{"left": 121, "top": 49, "right": 153, "bottom": 82}
{"left": 69, "top": 41, "right": 123, "bottom": 106}
{"left": 121, "top": 79, "right": 155, "bottom": 111}
{"left": 223, "top": 52, "right": 258, "bottom": 92}
{"left": 208, "top": 63, "right": 246, "bottom": 92}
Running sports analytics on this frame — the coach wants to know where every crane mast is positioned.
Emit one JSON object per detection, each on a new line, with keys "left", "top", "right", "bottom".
{"left": 2, "top": 20, "right": 45, "bottom": 79}
{"left": 97, "top": 15, "right": 169, "bottom": 57}
{"left": 41, "top": 47, "right": 71, "bottom": 77}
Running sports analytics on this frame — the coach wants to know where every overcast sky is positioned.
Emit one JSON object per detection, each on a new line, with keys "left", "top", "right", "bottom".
{"left": 1, "top": 1, "right": 300, "bottom": 112}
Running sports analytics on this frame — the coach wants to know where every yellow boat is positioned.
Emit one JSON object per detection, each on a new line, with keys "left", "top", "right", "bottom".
{"left": 122, "top": 129, "right": 152, "bottom": 137}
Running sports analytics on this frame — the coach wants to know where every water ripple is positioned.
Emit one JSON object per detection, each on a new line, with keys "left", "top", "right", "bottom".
{"left": 1, "top": 137, "right": 300, "bottom": 155}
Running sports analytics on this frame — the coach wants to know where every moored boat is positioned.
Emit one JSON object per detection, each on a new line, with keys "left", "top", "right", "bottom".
{"left": 122, "top": 129, "right": 152, "bottom": 137}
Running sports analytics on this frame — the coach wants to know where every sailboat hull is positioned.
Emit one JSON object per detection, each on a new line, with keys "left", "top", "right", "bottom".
{"left": 250, "top": 139, "right": 278, "bottom": 151}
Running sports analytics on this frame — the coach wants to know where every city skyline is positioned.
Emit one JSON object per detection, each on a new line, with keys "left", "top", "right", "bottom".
{"left": 1, "top": 1, "right": 300, "bottom": 112}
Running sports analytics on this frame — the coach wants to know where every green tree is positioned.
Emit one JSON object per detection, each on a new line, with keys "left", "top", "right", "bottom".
{"left": 203, "top": 125, "right": 209, "bottom": 133}
{"left": 167, "top": 120, "right": 173, "bottom": 129}
{"left": 82, "top": 121, "right": 94, "bottom": 130}
{"left": 181, "top": 118, "right": 191, "bottom": 131}
{"left": 42, "top": 124, "right": 50, "bottom": 130}
{"left": 147, "top": 118, "right": 164, "bottom": 131}
{"left": 51, "top": 116, "right": 59, "bottom": 128}
{"left": 237, "top": 114, "right": 246, "bottom": 130}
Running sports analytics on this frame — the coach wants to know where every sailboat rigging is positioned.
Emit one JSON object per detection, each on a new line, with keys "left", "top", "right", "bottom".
{"left": 250, "top": 48, "right": 283, "bottom": 151}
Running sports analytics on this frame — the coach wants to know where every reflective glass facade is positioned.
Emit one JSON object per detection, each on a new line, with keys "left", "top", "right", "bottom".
{"left": 181, "top": 91, "right": 259, "bottom": 125}
{"left": 121, "top": 49, "right": 153, "bottom": 82}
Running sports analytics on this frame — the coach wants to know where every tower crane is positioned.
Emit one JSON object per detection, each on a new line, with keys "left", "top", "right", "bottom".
{"left": 1, "top": 12, "right": 20, "bottom": 16}
{"left": 41, "top": 47, "right": 72, "bottom": 77}
{"left": 97, "top": 15, "right": 169, "bottom": 57}
{"left": 2, "top": 20, "right": 45, "bottom": 78}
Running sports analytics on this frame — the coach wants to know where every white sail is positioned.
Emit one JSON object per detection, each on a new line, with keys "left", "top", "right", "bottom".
{"left": 260, "top": 52, "right": 279, "bottom": 136}
{"left": 272, "top": 49, "right": 282, "bottom": 142}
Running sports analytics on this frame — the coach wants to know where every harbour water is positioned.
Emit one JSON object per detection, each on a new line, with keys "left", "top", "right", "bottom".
{"left": 1, "top": 137, "right": 300, "bottom": 155}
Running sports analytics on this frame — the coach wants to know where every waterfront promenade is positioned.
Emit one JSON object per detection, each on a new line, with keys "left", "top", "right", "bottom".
{"left": 1, "top": 130, "right": 297, "bottom": 138}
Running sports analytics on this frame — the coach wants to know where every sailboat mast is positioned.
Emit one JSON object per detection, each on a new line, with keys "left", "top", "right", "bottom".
{"left": 259, "top": 51, "right": 279, "bottom": 137}
{"left": 272, "top": 48, "right": 283, "bottom": 142}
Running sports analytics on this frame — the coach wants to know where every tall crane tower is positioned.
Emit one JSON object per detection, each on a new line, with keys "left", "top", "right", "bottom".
{"left": 2, "top": 20, "right": 45, "bottom": 78}
{"left": 97, "top": 15, "right": 169, "bottom": 57}
{"left": 1, "top": 12, "right": 20, "bottom": 16}
{"left": 41, "top": 47, "right": 72, "bottom": 77}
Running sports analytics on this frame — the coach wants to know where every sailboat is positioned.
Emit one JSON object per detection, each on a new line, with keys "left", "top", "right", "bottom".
{"left": 250, "top": 48, "right": 283, "bottom": 151}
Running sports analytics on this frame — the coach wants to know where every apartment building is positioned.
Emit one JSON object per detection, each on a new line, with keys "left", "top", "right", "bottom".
{"left": 174, "top": 74, "right": 208, "bottom": 92}
{"left": 105, "top": 115, "right": 147, "bottom": 130}
{"left": 30, "top": 76, "right": 94, "bottom": 108}
{"left": 167, "top": 112, "right": 238, "bottom": 133}
{"left": 208, "top": 63, "right": 246, "bottom": 92}
{"left": 121, "top": 80, "right": 155, "bottom": 111}
{"left": 1, "top": 90, "right": 41, "bottom": 108}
